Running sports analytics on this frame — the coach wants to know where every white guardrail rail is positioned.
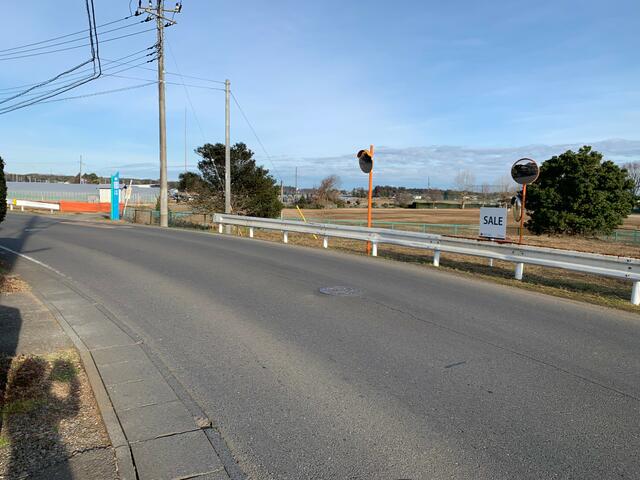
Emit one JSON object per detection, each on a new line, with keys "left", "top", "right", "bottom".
{"left": 6, "top": 199, "right": 60, "bottom": 212}
{"left": 214, "top": 214, "right": 640, "bottom": 305}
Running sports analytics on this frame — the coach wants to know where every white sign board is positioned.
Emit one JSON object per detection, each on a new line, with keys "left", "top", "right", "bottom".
{"left": 479, "top": 207, "right": 507, "bottom": 239}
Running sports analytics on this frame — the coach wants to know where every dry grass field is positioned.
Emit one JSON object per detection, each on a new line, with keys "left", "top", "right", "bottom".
{"left": 285, "top": 207, "right": 640, "bottom": 229}
{"left": 283, "top": 208, "right": 640, "bottom": 257}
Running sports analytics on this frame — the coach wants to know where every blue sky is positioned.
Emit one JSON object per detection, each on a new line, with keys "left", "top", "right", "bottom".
{"left": 1, "top": 0, "right": 639, "bottom": 188}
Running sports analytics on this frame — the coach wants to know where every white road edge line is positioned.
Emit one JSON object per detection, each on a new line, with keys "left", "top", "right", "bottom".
{"left": 0, "top": 244, "right": 68, "bottom": 278}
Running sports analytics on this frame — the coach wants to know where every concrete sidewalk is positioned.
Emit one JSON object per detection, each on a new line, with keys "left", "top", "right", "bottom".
{"left": 1, "top": 251, "right": 233, "bottom": 480}
{"left": 0, "top": 290, "right": 118, "bottom": 479}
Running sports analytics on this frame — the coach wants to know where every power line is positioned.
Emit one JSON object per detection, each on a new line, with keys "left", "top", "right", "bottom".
{"left": 1, "top": 58, "right": 158, "bottom": 103}
{"left": 0, "top": 15, "right": 134, "bottom": 53}
{"left": 230, "top": 91, "right": 282, "bottom": 180}
{"left": 0, "top": 27, "right": 156, "bottom": 61}
{"left": 0, "top": 0, "right": 103, "bottom": 115}
{"left": 165, "top": 40, "right": 225, "bottom": 187}
{"left": 37, "top": 82, "right": 156, "bottom": 104}
{"left": 107, "top": 73, "right": 224, "bottom": 91}
{"left": 0, "top": 19, "right": 147, "bottom": 57}
{"left": 0, "top": 50, "right": 156, "bottom": 97}
{"left": 101, "top": 57, "right": 225, "bottom": 84}
{"left": 0, "top": 47, "right": 154, "bottom": 92}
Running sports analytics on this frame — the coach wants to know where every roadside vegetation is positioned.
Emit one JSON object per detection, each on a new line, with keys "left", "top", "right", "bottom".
{"left": 0, "top": 268, "right": 113, "bottom": 478}
{"left": 178, "top": 142, "right": 283, "bottom": 218}
{"left": 144, "top": 146, "right": 640, "bottom": 312}
{"left": 526, "top": 147, "right": 636, "bottom": 235}
{"left": 0, "top": 349, "right": 110, "bottom": 478}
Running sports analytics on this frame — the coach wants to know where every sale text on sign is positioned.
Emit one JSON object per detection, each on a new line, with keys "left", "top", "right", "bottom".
{"left": 479, "top": 207, "right": 507, "bottom": 239}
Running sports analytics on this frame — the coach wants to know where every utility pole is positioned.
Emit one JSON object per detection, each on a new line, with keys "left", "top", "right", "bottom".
{"left": 136, "top": 1, "right": 182, "bottom": 228}
{"left": 295, "top": 166, "right": 298, "bottom": 192}
{"left": 79, "top": 155, "right": 82, "bottom": 184}
{"left": 157, "top": 0, "right": 168, "bottom": 227}
{"left": 184, "top": 107, "right": 187, "bottom": 174}
{"left": 225, "top": 79, "right": 231, "bottom": 217}
{"left": 280, "top": 180, "right": 284, "bottom": 219}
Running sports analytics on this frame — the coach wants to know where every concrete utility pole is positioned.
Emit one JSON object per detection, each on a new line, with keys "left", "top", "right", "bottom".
{"left": 184, "top": 107, "right": 187, "bottom": 174}
{"left": 157, "top": 0, "right": 168, "bottom": 227}
{"left": 225, "top": 79, "right": 231, "bottom": 217}
{"left": 137, "top": 1, "right": 182, "bottom": 227}
{"left": 280, "top": 180, "right": 284, "bottom": 219}
{"left": 79, "top": 155, "right": 83, "bottom": 184}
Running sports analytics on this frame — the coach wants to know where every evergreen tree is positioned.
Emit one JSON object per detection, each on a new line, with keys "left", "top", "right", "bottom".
{"left": 525, "top": 146, "right": 635, "bottom": 235}
{"left": 194, "top": 142, "right": 282, "bottom": 218}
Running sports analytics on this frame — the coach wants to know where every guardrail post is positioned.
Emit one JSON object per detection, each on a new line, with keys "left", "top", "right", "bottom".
{"left": 323, "top": 236, "right": 328, "bottom": 249}
{"left": 433, "top": 250, "right": 440, "bottom": 267}
{"left": 249, "top": 227, "right": 254, "bottom": 238}
{"left": 371, "top": 242, "right": 378, "bottom": 256}
{"left": 283, "top": 231, "right": 288, "bottom": 244}
{"left": 515, "top": 262, "right": 524, "bottom": 280}
{"left": 488, "top": 258, "right": 493, "bottom": 267}
{"left": 9, "top": 204, "right": 13, "bottom": 211}
{"left": 632, "top": 281, "right": 640, "bottom": 305}
{"left": 218, "top": 223, "right": 223, "bottom": 234}
{"left": 21, "top": 206, "right": 24, "bottom": 212}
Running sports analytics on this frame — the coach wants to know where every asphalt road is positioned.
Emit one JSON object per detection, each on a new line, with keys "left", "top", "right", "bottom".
{"left": 2, "top": 213, "right": 639, "bottom": 479}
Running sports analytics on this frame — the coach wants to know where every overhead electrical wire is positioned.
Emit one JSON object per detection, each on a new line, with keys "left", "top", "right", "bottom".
{"left": 101, "top": 57, "right": 225, "bottom": 84}
{"left": 0, "top": 47, "right": 155, "bottom": 93}
{"left": 37, "top": 82, "right": 156, "bottom": 104}
{"left": 1, "top": 57, "right": 158, "bottom": 102}
{"left": 0, "top": 27, "right": 155, "bottom": 61}
{"left": 230, "top": 91, "right": 283, "bottom": 180}
{"left": 0, "top": 0, "right": 109, "bottom": 106}
{"left": 107, "top": 73, "right": 224, "bottom": 91}
{"left": 163, "top": 40, "right": 225, "bottom": 186}
{"left": 0, "top": 0, "right": 103, "bottom": 115}
{"left": 0, "top": 19, "right": 148, "bottom": 57}
{"left": 0, "top": 15, "right": 134, "bottom": 54}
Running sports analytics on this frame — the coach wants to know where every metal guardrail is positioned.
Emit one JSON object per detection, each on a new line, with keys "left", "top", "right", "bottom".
{"left": 214, "top": 214, "right": 640, "bottom": 305}
{"left": 6, "top": 199, "right": 60, "bottom": 212}
{"left": 285, "top": 217, "right": 640, "bottom": 245}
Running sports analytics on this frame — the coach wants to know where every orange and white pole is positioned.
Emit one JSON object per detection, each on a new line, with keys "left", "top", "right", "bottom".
{"left": 366, "top": 145, "right": 374, "bottom": 255}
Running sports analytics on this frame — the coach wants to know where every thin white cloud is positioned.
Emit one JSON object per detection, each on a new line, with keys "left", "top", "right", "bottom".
{"left": 269, "top": 139, "right": 640, "bottom": 188}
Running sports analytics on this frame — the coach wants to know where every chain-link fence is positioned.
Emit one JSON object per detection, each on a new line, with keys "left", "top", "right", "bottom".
{"left": 121, "top": 209, "right": 640, "bottom": 245}
{"left": 8, "top": 189, "right": 158, "bottom": 205}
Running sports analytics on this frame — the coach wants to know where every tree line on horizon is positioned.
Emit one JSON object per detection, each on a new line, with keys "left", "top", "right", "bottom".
{"left": 177, "top": 142, "right": 639, "bottom": 236}
{"left": 1, "top": 143, "right": 636, "bottom": 237}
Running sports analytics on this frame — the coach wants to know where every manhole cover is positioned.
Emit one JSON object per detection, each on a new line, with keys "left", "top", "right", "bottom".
{"left": 319, "top": 286, "right": 363, "bottom": 297}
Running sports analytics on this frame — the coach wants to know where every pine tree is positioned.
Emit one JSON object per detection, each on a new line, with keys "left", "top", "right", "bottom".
{"left": 525, "top": 146, "right": 635, "bottom": 235}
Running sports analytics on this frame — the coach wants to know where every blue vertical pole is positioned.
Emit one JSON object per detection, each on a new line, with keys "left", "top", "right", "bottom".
{"left": 111, "top": 172, "right": 120, "bottom": 221}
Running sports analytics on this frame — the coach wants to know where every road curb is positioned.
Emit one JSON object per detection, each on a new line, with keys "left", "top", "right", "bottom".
{"left": 2, "top": 239, "right": 235, "bottom": 479}
{"left": 33, "top": 290, "right": 138, "bottom": 480}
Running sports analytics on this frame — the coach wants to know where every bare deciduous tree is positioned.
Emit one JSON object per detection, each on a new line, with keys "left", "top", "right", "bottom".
{"left": 495, "top": 175, "right": 517, "bottom": 194}
{"left": 313, "top": 175, "right": 341, "bottom": 207}
{"left": 623, "top": 162, "right": 640, "bottom": 197}
{"left": 453, "top": 170, "right": 475, "bottom": 193}
{"left": 396, "top": 191, "right": 414, "bottom": 207}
